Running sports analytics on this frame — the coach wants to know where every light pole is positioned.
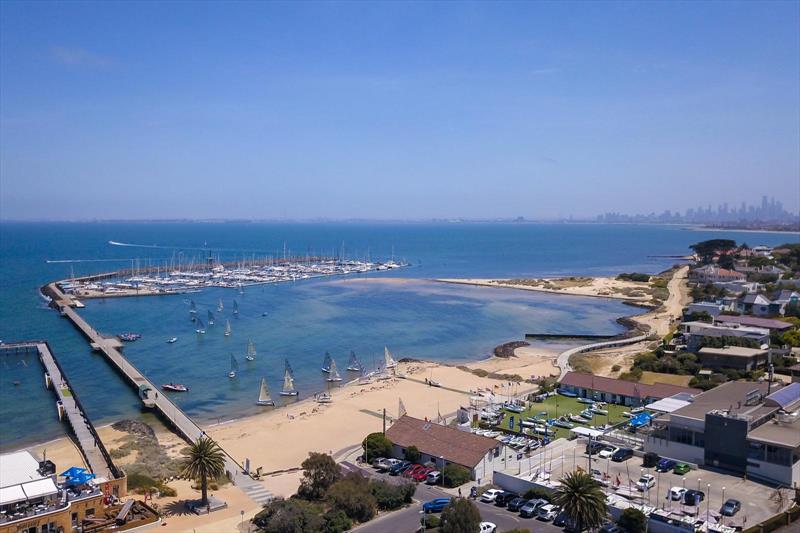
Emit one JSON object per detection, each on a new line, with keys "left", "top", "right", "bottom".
{"left": 721, "top": 486, "right": 726, "bottom": 526}
{"left": 706, "top": 484, "right": 711, "bottom": 523}
{"left": 440, "top": 456, "right": 445, "bottom": 489}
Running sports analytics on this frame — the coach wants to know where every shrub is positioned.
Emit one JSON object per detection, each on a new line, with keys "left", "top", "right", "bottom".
{"left": 326, "top": 472, "right": 376, "bottom": 522}
{"left": 322, "top": 510, "right": 352, "bottom": 533}
{"left": 370, "top": 479, "right": 415, "bottom": 510}
{"left": 442, "top": 464, "right": 471, "bottom": 488}
{"left": 405, "top": 445, "right": 421, "bottom": 463}
{"left": 441, "top": 498, "right": 481, "bottom": 533}
{"left": 252, "top": 498, "right": 325, "bottom": 533}
{"left": 421, "top": 514, "right": 440, "bottom": 529}
{"left": 618, "top": 508, "right": 648, "bottom": 533}
{"left": 523, "top": 487, "right": 551, "bottom": 501}
{"left": 298, "top": 452, "right": 341, "bottom": 500}
{"left": 611, "top": 364, "right": 621, "bottom": 373}
{"left": 617, "top": 273, "right": 651, "bottom": 282}
{"left": 363, "top": 432, "right": 393, "bottom": 463}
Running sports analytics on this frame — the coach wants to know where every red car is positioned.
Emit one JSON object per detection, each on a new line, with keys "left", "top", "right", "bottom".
{"left": 403, "top": 464, "right": 424, "bottom": 479}
{"left": 412, "top": 466, "right": 434, "bottom": 482}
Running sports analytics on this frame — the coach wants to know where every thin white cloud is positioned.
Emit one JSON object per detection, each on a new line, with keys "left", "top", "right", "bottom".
{"left": 50, "top": 46, "right": 112, "bottom": 67}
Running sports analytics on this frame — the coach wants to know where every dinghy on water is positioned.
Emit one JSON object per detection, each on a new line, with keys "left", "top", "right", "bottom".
{"left": 207, "top": 310, "right": 215, "bottom": 326}
{"left": 327, "top": 358, "right": 343, "bottom": 382}
{"left": 245, "top": 339, "right": 256, "bottom": 361}
{"left": 228, "top": 354, "right": 238, "bottom": 378}
{"left": 321, "top": 352, "right": 332, "bottom": 373}
{"left": 167, "top": 337, "right": 178, "bottom": 344}
{"left": 233, "top": 300, "right": 239, "bottom": 316}
{"left": 224, "top": 319, "right": 232, "bottom": 337}
{"left": 162, "top": 382, "right": 188, "bottom": 392}
{"left": 217, "top": 298, "right": 224, "bottom": 312}
{"left": 346, "top": 351, "right": 362, "bottom": 372}
{"left": 280, "top": 361, "right": 298, "bottom": 396}
{"left": 189, "top": 300, "right": 197, "bottom": 321}
{"left": 195, "top": 318, "right": 206, "bottom": 334}
{"left": 256, "top": 377, "right": 274, "bottom": 406}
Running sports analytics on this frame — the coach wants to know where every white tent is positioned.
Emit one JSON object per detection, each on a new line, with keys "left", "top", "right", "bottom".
{"left": 0, "top": 485, "right": 26, "bottom": 506}
{"left": 21, "top": 478, "right": 58, "bottom": 500}
{"left": 645, "top": 397, "right": 691, "bottom": 413}
{"left": 570, "top": 426, "right": 604, "bottom": 438}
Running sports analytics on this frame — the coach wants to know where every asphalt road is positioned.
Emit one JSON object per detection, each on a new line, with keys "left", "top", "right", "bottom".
{"left": 350, "top": 463, "right": 565, "bottom": 533}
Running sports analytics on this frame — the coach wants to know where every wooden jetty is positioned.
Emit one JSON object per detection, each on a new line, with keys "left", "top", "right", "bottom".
{"left": 0, "top": 341, "right": 119, "bottom": 481}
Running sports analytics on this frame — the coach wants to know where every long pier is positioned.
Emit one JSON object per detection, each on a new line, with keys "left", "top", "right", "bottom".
{"left": 1, "top": 342, "right": 119, "bottom": 481}
{"left": 41, "top": 283, "right": 273, "bottom": 504}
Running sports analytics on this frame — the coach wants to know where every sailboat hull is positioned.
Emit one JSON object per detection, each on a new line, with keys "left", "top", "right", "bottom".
{"left": 257, "top": 399, "right": 275, "bottom": 406}
{"left": 279, "top": 391, "right": 299, "bottom": 396}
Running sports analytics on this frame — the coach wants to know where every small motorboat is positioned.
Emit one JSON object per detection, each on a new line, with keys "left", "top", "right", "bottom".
{"left": 577, "top": 397, "right": 595, "bottom": 404}
{"left": 167, "top": 337, "right": 178, "bottom": 344}
{"left": 162, "top": 383, "right": 188, "bottom": 392}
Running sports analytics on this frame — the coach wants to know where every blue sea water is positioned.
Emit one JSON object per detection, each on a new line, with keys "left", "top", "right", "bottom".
{"left": 0, "top": 222, "right": 794, "bottom": 450}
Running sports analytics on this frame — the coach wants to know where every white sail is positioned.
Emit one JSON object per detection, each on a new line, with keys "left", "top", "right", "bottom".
{"left": 233, "top": 300, "right": 239, "bottom": 315}
{"left": 229, "top": 354, "right": 238, "bottom": 378}
{"left": 384, "top": 346, "right": 397, "bottom": 368}
{"left": 321, "top": 352, "right": 332, "bottom": 373}
{"left": 246, "top": 339, "right": 256, "bottom": 361}
{"left": 224, "top": 319, "right": 232, "bottom": 336}
{"left": 207, "top": 310, "right": 214, "bottom": 325}
{"left": 217, "top": 298, "right": 224, "bottom": 312}
{"left": 327, "top": 358, "right": 342, "bottom": 382}
{"left": 257, "top": 378, "right": 274, "bottom": 406}
{"left": 280, "top": 368, "right": 297, "bottom": 396}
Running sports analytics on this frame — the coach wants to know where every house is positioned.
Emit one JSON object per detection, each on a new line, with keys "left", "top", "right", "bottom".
{"left": 680, "top": 321, "right": 770, "bottom": 352}
{"left": 737, "top": 293, "right": 776, "bottom": 317}
{"left": 712, "top": 280, "right": 762, "bottom": 294}
{"left": 643, "top": 381, "right": 800, "bottom": 487}
{"left": 558, "top": 372, "right": 699, "bottom": 407}
{"left": 688, "top": 265, "right": 746, "bottom": 284}
{"left": 697, "top": 346, "right": 769, "bottom": 371}
{"left": 686, "top": 302, "right": 724, "bottom": 318}
{"left": 384, "top": 415, "right": 502, "bottom": 484}
{"left": 715, "top": 315, "right": 795, "bottom": 333}
{"left": 773, "top": 290, "right": 800, "bottom": 314}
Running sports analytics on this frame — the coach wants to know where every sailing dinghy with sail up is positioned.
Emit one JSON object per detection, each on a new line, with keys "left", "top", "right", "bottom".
{"left": 256, "top": 378, "right": 274, "bottom": 406}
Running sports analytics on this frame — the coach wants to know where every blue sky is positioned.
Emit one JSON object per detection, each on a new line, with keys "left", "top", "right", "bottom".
{"left": 1, "top": 1, "right": 798, "bottom": 220}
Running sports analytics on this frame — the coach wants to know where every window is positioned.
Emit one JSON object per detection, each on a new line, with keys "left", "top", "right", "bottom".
{"left": 747, "top": 441, "right": 764, "bottom": 460}
{"left": 765, "top": 445, "right": 791, "bottom": 466}
{"left": 693, "top": 432, "right": 705, "bottom": 447}
{"left": 669, "top": 426, "right": 694, "bottom": 446}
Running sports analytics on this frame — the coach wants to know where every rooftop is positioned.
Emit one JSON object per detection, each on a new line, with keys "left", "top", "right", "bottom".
{"left": 715, "top": 315, "right": 794, "bottom": 331}
{"left": 670, "top": 381, "right": 779, "bottom": 422}
{"left": 559, "top": 372, "right": 700, "bottom": 399}
{"left": 681, "top": 321, "right": 770, "bottom": 335}
{"left": 698, "top": 346, "right": 768, "bottom": 358}
{"left": 385, "top": 415, "right": 498, "bottom": 469}
{"left": 0, "top": 451, "right": 44, "bottom": 488}
{"left": 747, "top": 417, "right": 800, "bottom": 448}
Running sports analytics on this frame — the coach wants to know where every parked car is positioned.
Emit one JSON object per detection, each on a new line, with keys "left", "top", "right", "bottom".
{"left": 537, "top": 503, "right": 560, "bottom": 521}
{"left": 684, "top": 490, "right": 705, "bottom": 506}
{"left": 656, "top": 458, "right": 676, "bottom": 472}
{"left": 479, "top": 523, "right": 497, "bottom": 533}
{"left": 422, "top": 498, "right": 451, "bottom": 513}
{"left": 643, "top": 452, "right": 660, "bottom": 468}
{"left": 494, "top": 491, "right": 519, "bottom": 507}
{"left": 372, "top": 457, "right": 389, "bottom": 469}
{"left": 379, "top": 458, "right": 402, "bottom": 472}
{"left": 425, "top": 471, "right": 442, "bottom": 484}
{"left": 721, "top": 499, "right": 741, "bottom": 516}
{"left": 519, "top": 498, "right": 548, "bottom": 518}
{"left": 412, "top": 466, "right": 434, "bottom": 482}
{"left": 669, "top": 487, "right": 687, "bottom": 501}
{"left": 403, "top": 464, "right": 424, "bottom": 479}
{"left": 586, "top": 441, "right": 606, "bottom": 455}
{"left": 553, "top": 511, "right": 572, "bottom": 527}
{"left": 636, "top": 474, "right": 656, "bottom": 491}
{"left": 612, "top": 448, "right": 634, "bottom": 462}
{"left": 598, "top": 446, "right": 619, "bottom": 459}
{"left": 480, "top": 489, "right": 504, "bottom": 503}
{"left": 507, "top": 497, "right": 528, "bottom": 512}
{"left": 673, "top": 463, "right": 691, "bottom": 475}
{"left": 389, "top": 460, "right": 411, "bottom": 476}
{"left": 599, "top": 522, "right": 625, "bottom": 533}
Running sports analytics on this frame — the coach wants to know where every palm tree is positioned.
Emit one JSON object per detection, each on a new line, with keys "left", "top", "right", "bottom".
{"left": 180, "top": 436, "right": 226, "bottom": 506}
{"left": 553, "top": 470, "right": 607, "bottom": 532}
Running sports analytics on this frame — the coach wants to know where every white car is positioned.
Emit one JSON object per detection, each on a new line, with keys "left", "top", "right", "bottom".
{"left": 669, "top": 487, "right": 687, "bottom": 501}
{"left": 379, "top": 458, "right": 401, "bottom": 472}
{"left": 598, "top": 446, "right": 619, "bottom": 459}
{"left": 637, "top": 474, "right": 655, "bottom": 491}
{"left": 372, "top": 457, "right": 389, "bottom": 469}
{"left": 479, "top": 523, "right": 497, "bottom": 533}
{"left": 537, "top": 503, "right": 560, "bottom": 521}
{"left": 480, "top": 489, "right": 503, "bottom": 503}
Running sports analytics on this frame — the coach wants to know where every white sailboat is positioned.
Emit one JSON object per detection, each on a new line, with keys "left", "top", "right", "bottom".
{"left": 217, "top": 298, "right": 224, "bottom": 312}
{"left": 245, "top": 339, "right": 256, "bottom": 361}
{"left": 346, "top": 351, "right": 362, "bottom": 372}
{"left": 195, "top": 317, "right": 206, "bottom": 334}
{"left": 279, "top": 366, "right": 298, "bottom": 396}
{"left": 207, "top": 310, "right": 215, "bottom": 326}
{"left": 384, "top": 346, "right": 397, "bottom": 369}
{"left": 326, "top": 358, "right": 342, "bottom": 382}
{"left": 224, "top": 319, "right": 232, "bottom": 337}
{"left": 228, "top": 354, "right": 238, "bottom": 378}
{"left": 256, "top": 378, "right": 274, "bottom": 406}
{"left": 233, "top": 300, "right": 239, "bottom": 316}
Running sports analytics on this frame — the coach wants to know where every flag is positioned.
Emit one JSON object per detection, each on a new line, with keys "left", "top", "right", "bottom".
{"left": 398, "top": 398, "right": 407, "bottom": 418}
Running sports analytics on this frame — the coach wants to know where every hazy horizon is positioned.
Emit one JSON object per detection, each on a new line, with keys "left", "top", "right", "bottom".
{"left": 2, "top": 2, "right": 799, "bottom": 220}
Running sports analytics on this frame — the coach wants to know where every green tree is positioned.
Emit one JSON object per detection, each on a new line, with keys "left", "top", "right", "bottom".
{"left": 252, "top": 498, "right": 325, "bottom": 533}
{"left": 179, "top": 436, "right": 226, "bottom": 506}
{"left": 404, "top": 445, "right": 421, "bottom": 463}
{"left": 552, "top": 470, "right": 607, "bottom": 532}
{"left": 440, "top": 497, "right": 481, "bottom": 533}
{"left": 618, "top": 507, "right": 648, "bottom": 533}
{"left": 690, "top": 239, "right": 737, "bottom": 261}
{"left": 298, "top": 452, "right": 341, "bottom": 500}
{"left": 322, "top": 509, "right": 352, "bottom": 533}
{"left": 442, "top": 464, "right": 471, "bottom": 488}
{"left": 326, "top": 471, "right": 376, "bottom": 522}
{"left": 370, "top": 479, "right": 415, "bottom": 510}
{"left": 363, "top": 432, "right": 393, "bottom": 462}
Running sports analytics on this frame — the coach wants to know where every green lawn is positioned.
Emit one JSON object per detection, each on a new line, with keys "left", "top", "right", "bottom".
{"left": 495, "top": 394, "right": 631, "bottom": 440}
